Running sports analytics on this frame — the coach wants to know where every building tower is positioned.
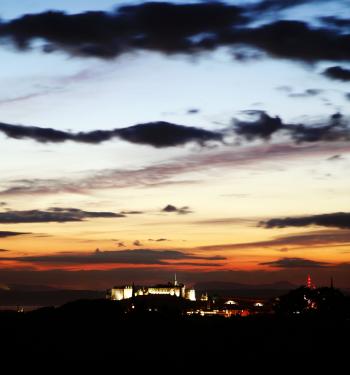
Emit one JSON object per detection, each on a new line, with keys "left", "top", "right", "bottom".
{"left": 307, "top": 274, "right": 312, "bottom": 289}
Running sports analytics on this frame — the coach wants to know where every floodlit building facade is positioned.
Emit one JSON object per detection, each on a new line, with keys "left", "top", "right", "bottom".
{"left": 107, "top": 278, "right": 196, "bottom": 301}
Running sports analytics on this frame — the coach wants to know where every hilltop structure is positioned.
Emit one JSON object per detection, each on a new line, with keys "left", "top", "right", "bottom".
{"left": 106, "top": 276, "right": 196, "bottom": 301}
{"left": 306, "top": 274, "right": 316, "bottom": 289}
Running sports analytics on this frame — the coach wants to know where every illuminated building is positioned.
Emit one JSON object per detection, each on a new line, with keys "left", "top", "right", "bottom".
{"left": 254, "top": 302, "right": 264, "bottom": 307}
{"left": 106, "top": 277, "right": 196, "bottom": 301}
{"left": 185, "top": 288, "right": 196, "bottom": 301}
{"left": 107, "top": 285, "right": 133, "bottom": 301}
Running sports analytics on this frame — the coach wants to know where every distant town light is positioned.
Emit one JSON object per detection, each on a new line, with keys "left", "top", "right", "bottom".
{"left": 225, "top": 300, "right": 237, "bottom": 305}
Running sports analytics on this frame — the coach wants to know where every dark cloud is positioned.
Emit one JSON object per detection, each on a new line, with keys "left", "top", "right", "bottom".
{"left": 162, "top": 204, "right": 192, "bottom": 215}
{"left": 0, "top": 231, "right": 30, "bottom": 238}
{"left": 327, "top": 154, "right": 343, "bottom": 161}
{"left": 0, "top": 202, "right": 7, "bottom": 206}
{"left": 290, "top": 113, "right": 347, "bottom": 143}
{"left": 162, "top": 204, "right": 178, "bottom": 213}
{"left": 262, "top": 212, "right": 350, "bottom": 230}
{"left": 0, "top": 249, "right": 9, "bottom": 252}
{"left": 323, "top": 66, "right": 350, "bottom": 81}
{"left": 115, "top": 122, "right": 222, "bottom": 147}
{"left": 248, "top": 0, "right": 324, "bottom": 13}
{"left": 234, "top": 111, "right": 284, "bottom": 140}
{"left": 120, "top": 210, "right": 143, "bottom": 215}
{"left": 235, "top": 20, "right": 350, "bottom": 64}
{"left": 133, "top": 240, "right": 142, "bottom": 247}
{"left": 0, "top": 3, "right": 246, "bottom": 58}
{"left": 187, "top": 108, "right": 200, "bottom": 115}
{"left": 149, "top": 238, "right": 170, "bottom": 242}
{"left": 0, "top": 122, "right": 74, "bottom": 143}
{"left": 0, "top": 121, "right": 223, "bottom": 148}
{"left": 260, "top": 257, "right": 330, "bottom": 268}
{"left": 232, "top": 49, "right": 264, "bottom": 62}
{"left": 0, "top": 2, "right": 348, "bottom": 67}
{"left": 0, "top": 113, "right": 349, "bottom": 151}
{"left": 234, "top": 111, "right": 349, "bottom": 143}
{"left": 319, "top": 16, "right": 350, "bottom": 29}
{"left": 0, "top": 249, "right": 226, "bottom": 266}
{"left": 346, "top": 93, "right": 350, "bottom": 101}
{"left": 0, "top": 208, "right": 124, "bottom": 223}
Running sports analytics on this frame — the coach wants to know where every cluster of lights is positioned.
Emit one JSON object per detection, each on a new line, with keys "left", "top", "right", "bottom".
{"left": 224, "top": 300, "right": 237, "bottom": 305}
{"left": 186, "top": 308, "right": 251, "bottom": 317}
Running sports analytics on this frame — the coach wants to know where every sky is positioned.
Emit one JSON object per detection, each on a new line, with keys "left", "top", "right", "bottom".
{"left": 1, "top": 0, "right": 350, "bottom": 290}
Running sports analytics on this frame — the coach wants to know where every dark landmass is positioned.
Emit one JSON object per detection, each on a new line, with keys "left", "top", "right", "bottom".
{"left": 0, "top": 287, "right": 349, "bottom": 369}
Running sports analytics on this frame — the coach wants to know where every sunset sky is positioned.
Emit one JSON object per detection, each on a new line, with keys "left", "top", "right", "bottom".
{"left": 1, "top": 0, "right": 350, "bottom": 289}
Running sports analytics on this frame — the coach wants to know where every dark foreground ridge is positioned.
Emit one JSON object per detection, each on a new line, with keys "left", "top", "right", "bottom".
{"left": 1, "top": 286, "right": 350, "bottom": 368}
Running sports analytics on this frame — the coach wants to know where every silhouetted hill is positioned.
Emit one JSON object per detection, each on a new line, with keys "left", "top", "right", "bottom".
{"left": 194, "top": 281, "right": 297, "bottom": 298}
{"left": 0, "top": 289, "right": 104, "bottom": 307}
{"left": 8, "top": 284, "right": 60, "bottom": 291}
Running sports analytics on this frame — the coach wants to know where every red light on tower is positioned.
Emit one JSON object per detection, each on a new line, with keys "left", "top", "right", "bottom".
{"left": 307, "top": 274, "right": 312, "bottom": 289}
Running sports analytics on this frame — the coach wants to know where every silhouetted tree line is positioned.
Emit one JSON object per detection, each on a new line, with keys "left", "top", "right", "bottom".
{"left": 274, "top": 286, "right": 350, "bottom": 318}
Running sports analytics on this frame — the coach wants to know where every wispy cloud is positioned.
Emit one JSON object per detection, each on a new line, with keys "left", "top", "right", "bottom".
{"left": 1, "top": 140, "right": 350, "bottom": 197}
{"left": 194, "top": 218, "right": 256, "bottom": 225}
{"left": 288, "top": 89, "right": 323, "bottom": 98}
{"left": 148, "top": 238, "right": 170, "bottom": 242}
{"left": 0, "top": 231, "right": 31, "bottom": 238}
{"left": 0, "top": 90, "right": 54, "bottom": 106}
{"left": 0, "top": 248, "right": 226, "bottom": 266}
{"left": 197, "top": 229, "right": 350, "bottom": 251}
